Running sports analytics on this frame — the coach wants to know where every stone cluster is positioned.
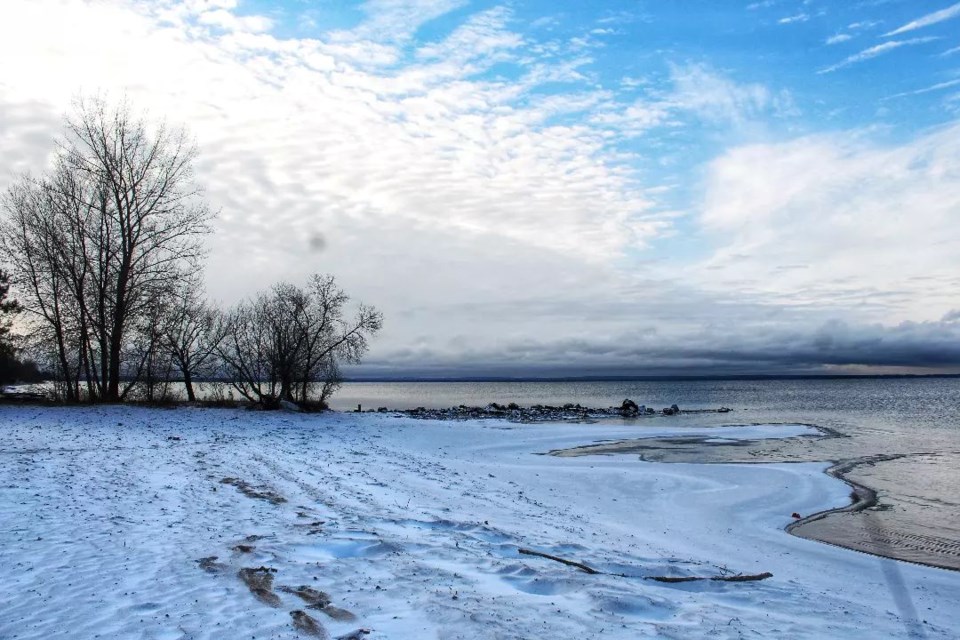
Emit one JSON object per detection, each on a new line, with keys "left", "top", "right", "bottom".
{"left": 380, "top": 399, "right": 731, "bottom": 422}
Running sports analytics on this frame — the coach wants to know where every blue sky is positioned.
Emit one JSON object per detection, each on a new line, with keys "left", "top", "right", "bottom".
{"left": 1, "top": 0, "right": 959, "bottom": 376}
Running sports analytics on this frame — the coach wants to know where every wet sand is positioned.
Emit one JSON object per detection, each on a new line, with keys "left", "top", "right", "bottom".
{"left": 551, "top": 425, "right": 960, "bottom": 572}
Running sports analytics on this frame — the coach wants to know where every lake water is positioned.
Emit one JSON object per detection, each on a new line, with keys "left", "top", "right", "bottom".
{"left": 331, "top": 377, "right": 960, "bottom": 570}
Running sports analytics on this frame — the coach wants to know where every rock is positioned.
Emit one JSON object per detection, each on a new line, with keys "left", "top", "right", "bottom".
{"left": 393, "top": 402, "right": 730, "bottom": 422}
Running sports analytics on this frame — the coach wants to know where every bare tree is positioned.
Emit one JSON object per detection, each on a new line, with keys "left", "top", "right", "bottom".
{"left": 131, "top": 294, "right": 177, "bottom": 402}
{"left": 161, "top": 283, "right": 221, "bottom": 402}
{"left": 0, "top": 269, "right": 23, "bottom": 386}
{"left": 0, "top": 97, "right": 212, "bottom": 401}
{"left": 218, "top": 274, "right": 382, "bottom": 409}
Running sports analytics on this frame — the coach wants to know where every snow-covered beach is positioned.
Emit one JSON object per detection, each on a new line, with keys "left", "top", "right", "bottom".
{"left": 2, "top": 405, "right": 958, "bottom": 639}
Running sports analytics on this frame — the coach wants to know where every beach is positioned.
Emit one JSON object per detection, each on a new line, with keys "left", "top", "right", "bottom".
{"left": 2, "top": 404, "right": 958, "bottom": 639}
{"left": 334, "top": 377, "right": 960, "bottom": 571}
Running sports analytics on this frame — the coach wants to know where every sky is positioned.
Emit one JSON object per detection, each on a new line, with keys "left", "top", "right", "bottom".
{"left": 1, "top": 0, "right": 960, "bottom": 378}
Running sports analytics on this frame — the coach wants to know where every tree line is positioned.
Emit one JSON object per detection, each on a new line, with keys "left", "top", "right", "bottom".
{"left": 0, "top": 98, "right": 381, "bottom": 408}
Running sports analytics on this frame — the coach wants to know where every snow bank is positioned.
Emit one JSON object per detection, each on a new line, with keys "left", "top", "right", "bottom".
{"left": 0, "top": 406, "right": 956, "bottom": 639}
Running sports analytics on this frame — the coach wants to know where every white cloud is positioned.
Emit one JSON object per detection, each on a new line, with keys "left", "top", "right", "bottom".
{"left": 593, "top": 64, "right": 795, "bottom": 137}
{"left": 941, "top": 44, "right": 960, "bottom": 56}
{"left": 697, "top": 124, "right": 960, "bottom": 323}
{"left": 825, "top": 33, "right": 852, "bottom": 45}
{"left": 884, "top": 2, "right": 960, "bottom": 37}
{"left": 887, "top": 78, "right": 960, "bottom": 99}
{"left": 778, "top": 13, "right": 809, "bottom": 24}
{"left": 667, "top": 63, "right": 792, "bottom": 123}
{"left": 335, "top": 0, "right": 466, "bottom": 43}
{"left": 0, "top": 0, "right": 670, "bottom": 350}
{"left": 414, "top": 7, "right": 522, "bottom": 69}
{"left": 848, "top": 20, "right": 881, "bottom": 31}
{"left": 197, "top": 8, "right": 272, "bottom": 33}
{"left": 819, "top": 37, "right": 939, "bottom": 73}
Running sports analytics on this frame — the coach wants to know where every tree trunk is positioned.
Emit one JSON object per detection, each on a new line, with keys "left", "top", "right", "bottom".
{"left": 183, "top": 367, "right": 195, "bottom": 402}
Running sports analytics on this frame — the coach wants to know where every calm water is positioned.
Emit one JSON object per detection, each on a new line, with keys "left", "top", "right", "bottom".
{"left": 332, "top": 378, "right": 960, "bottom": 569}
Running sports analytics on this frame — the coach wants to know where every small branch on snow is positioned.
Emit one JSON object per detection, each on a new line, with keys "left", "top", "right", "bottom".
{"left": 518, "top": 548, "right": 600, "bottom": 574}
{"left": 648, "top": 572, "right": 773, "bottom": 583}
{"left": 516, "top": 547, "right": 773, "bottom": 584}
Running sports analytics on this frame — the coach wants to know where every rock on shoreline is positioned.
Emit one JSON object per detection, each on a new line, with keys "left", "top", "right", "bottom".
{"left": 380, "top": 399, "right": 732, "bottom": 422}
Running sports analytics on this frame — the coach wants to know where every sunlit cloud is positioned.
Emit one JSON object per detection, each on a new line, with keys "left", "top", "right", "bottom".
{"left": 884, "top": 1, "right": 960, "bottom": 37}
{"left": 778, "top": 13, "right": 809, "bottom": 25}
{"left": 886, "top": 78, "right": 960, "bottom": 99}
{"left": 818, "top": 37, "right": 939, "bottom": 73}
{"left": 826, "top": 33, "right": 852, "bottom": 45}
{"left": 697, "top": 123, "right": 960, "bottom": 324}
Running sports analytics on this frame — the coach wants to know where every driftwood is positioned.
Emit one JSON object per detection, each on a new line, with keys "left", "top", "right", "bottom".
{"left": 648, "top": 572, "right": 773, "bottom": 583}
{"left": 517, "top": 547, "right": 772, "bottom": 584}
{"left": 518, "top": 548, "right": 600, "bottom": 574}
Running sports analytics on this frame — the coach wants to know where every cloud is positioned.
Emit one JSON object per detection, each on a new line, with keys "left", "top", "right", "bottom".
{"left": 594, "top": 64, "right": 794, "bottom": 137}
{"left": 942, "top": 44, "right": 960, "bottom": 56}
{"left": 0, "top": 0, "right": 679, "bottom": 371}
{"left": 667, "top": 63, "right": 794, "bottom": 123}
{"left": 884, "top": 1, "right": 960, "bottom": 37}
{"left": 414, "top": 6, "right": 522, "bottom": 68}
{"left": 819, "top": 37, "right": 940, "bottom": 73}
{"left": 332, "top": 0, "right": 466, "bottom": 44}
{"left": 196, "top": 8, "right": 272, "bottom": 33}
{"left": 357, "top": 316, "right": 960, "bottom": 377}
{"left": 886, "top": 78, "right": 960, "bottom": 99}
{"left": 697, "top": 123, "right": 960, "bottom": 325}
{"left": 826, "top": 33, "right": 853, "bottom": 45}
{"left": 778, "top": 13, "right": 809, "bottom": 24}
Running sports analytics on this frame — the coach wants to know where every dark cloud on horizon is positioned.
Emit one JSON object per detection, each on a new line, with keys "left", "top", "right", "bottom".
{"left": 348, "top": 314, "right": 960, "bottom": 378}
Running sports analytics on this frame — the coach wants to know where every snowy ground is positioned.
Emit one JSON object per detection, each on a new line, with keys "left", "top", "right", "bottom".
{"left": 1, "top": 406, "right": 957, "bottom": 639}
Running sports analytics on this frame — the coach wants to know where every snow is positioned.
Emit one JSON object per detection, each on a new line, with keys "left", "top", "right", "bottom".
{"left": 1, "top": 405, "right": 957, "bottom": 639}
